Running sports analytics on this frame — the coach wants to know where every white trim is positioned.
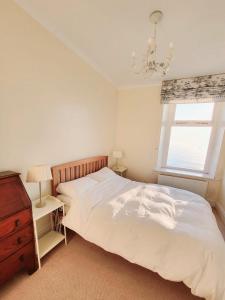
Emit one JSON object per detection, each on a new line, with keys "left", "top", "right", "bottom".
{"left": 173, "top": 122, "right": 213, "bottom": 127}
{"left": 161, "top": 105, "right": 175, "bottom": 167}
{"left": 15, "top": 1, "right": 116, "bottom": 89}
{"left": 215, "top": 202, "right": 225, "bottom": 226}
{"left": 154, "top": 167, "right": 213, "bottom": 180}
{"left": 204, "top": 104, "right": 217, "bottom": 173}
{"left": 157, "top": 103, "right": 223, "bottom": 176}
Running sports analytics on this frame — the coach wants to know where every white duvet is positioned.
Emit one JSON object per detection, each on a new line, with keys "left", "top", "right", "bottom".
{"left": 62, "top": 175, "right": 225, "bottom": 300}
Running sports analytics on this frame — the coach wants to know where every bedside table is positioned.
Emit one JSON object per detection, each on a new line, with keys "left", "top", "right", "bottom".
{"left": 32, "top": 195, "right": 67, "bottom": 269}
{"left": 112, "top": 166, "right": 128, "bottom": 177}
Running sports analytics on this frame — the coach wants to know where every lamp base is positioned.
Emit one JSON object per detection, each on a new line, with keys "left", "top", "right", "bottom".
{"left": 35, "top": 200, "right": 46, "bottom": 208}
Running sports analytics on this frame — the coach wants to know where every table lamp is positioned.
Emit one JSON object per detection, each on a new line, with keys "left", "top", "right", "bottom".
{"left": 112, "top": 151, "right": 123, "bottom": 168}
{"left": 27, "top": 165, "right": 52, "bottom": 208}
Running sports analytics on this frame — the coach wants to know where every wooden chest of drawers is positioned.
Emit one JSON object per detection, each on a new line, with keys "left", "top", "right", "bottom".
{"left": 0, "top": 171, "right": 37, "bottom": 285}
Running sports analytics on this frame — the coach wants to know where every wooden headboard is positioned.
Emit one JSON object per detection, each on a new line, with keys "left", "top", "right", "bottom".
{"left": 51, "top": 156, "right": 108, "bottom": 196}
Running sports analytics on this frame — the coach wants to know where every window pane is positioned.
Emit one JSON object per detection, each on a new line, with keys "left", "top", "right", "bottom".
{"left": 175, "top": 103, "right": 214, "bottom": 121}
{"left": 167, "top": 126, "right": 211, "bottom": 171}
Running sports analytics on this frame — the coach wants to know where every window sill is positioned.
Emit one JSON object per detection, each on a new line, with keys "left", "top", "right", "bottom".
{"left": 154, "top": 167, "right": 215, "bottom": 181}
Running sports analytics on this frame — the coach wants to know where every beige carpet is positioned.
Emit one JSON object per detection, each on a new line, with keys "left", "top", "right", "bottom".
{"left": 0, "top": 210, "right": 224, "bottom": 300}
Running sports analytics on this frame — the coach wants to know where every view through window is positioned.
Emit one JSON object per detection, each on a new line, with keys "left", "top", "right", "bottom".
{"left": 163, "top": 103, "right": 215, "bottom": 172}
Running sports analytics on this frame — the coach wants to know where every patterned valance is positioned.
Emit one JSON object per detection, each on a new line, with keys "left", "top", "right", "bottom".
{"left": 161, "top": 73, "right": 225, "bottom": 104}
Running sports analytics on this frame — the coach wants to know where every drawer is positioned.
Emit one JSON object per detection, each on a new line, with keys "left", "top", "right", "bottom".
{"left": 0, "top": 242, "right": 35, "bottom": 285}
{"left": 0, "top": 209, "right": 32, "bottom": 240}
{"left": 0, "top": 225, "right": 33, "bottom": 262}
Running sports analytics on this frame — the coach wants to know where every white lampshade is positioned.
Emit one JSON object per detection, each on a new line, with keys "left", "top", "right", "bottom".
{"left": 112, "top": 151, "right": 123, "bottom": 159}
{"left": 26, "top": 165, "right": 52, "bottom": 183}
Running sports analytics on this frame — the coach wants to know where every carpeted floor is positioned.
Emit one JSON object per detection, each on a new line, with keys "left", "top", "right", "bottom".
{"left": 0, "top": 211, "right": 224, "bottom": 300}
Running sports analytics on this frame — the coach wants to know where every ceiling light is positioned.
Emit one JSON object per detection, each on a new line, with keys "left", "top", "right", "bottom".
{"left": 132, "top": 10, "right": 174, "bottom": 77}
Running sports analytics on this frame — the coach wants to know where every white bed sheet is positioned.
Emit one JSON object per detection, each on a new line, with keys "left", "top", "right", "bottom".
{"left": 62, "top": 175, "right": 225, "bottom": 300}
{"left": 57, "top": 194, "right": 73, "bottom": 213}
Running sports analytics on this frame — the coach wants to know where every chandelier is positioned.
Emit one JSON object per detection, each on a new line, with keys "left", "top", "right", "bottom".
{"left": 132, "top": 10, "right": 174, "bottom": 77}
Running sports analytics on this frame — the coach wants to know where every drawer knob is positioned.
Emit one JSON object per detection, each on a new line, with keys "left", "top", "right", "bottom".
{"left": 15, "top": 219, "right": 21, "bottom": 227}
{"left": 17, "top": 237, "right": 22, "bottom": 244}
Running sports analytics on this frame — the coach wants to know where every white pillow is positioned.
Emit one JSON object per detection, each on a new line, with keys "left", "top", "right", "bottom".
{"left": 87, "top": 167, "right": 117, "bottom": 182}
{"left": 57, "top": 194, "right": 73, "bottom": 207}
{"left": 56, "top": 177, "right": 98, "bottom": 199}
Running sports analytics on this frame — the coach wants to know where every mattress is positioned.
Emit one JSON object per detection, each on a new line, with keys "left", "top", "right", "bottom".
{"left": 60, "top": 171, "right": 225, "bottom": 300}
{"left": 57, "top": 194, "right": 72, "bottom": 214}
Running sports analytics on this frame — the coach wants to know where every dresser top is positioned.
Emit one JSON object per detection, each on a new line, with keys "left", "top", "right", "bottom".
{"left": 0, "top": 171, "right": 20, "bottom": 179}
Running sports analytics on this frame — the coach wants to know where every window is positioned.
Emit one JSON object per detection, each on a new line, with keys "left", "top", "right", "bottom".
{"left": 167, "top": 126, "right": 211, "bottom": 171}
{"left": 157, "top": 102, "right": 225, "bottom": 178}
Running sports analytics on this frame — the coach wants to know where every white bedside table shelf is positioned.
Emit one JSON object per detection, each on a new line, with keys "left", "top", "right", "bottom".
{"left": 32, "top": 195, "right": 67, "bottom": 269}
{"left": 39, "top": 231, "right": 65, "bottom": 259}
{"left": 112, "top": 166, "right": 128, "bottom": 177}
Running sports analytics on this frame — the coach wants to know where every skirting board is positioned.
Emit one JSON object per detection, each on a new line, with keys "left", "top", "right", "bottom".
{"left": 215, "top": 202, "right": 225, "bottom": 226}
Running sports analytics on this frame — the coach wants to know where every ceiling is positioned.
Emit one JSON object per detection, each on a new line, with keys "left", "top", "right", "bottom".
{"left": 16, "top": 0, "right": 225, "bottom": 88}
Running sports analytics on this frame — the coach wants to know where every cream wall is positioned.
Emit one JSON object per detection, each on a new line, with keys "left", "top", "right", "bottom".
{"left": 115, "top": 85, "right": 162, "bottom": 182}
{"left": 218, "top": 175, "right": 225, "bottom": 208}
{"left": 217, "top": 139, "right": 225, "bottom": 213}
{"left": 115, "top": 85, "right": 225, "bottom": 208}
{"left": 1, "top": 1, "right": 225, "bottom": 217}
{"left": 0, "top": 0, "right": 117, "bottom": 200}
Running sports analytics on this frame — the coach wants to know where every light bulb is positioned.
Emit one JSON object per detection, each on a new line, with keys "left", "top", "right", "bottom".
{"left": 148, "top": 37, "right": 153, "bottom": 46}
{"left": 169, "top": 42, "right": 174, "bottom": 49}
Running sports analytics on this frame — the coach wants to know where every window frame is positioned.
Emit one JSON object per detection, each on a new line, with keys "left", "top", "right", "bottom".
{"left": 158, "top": 102, "right": 220, "bottom": 176}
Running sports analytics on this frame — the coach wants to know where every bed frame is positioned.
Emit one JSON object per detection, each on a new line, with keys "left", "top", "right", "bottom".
{"left": 51, "top": 156, "right": 108, "bottom": 196}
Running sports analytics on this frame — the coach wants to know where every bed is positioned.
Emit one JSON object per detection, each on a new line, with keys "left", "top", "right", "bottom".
{"left": 51, "top": 156, "right": 225, "bottom": 300}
